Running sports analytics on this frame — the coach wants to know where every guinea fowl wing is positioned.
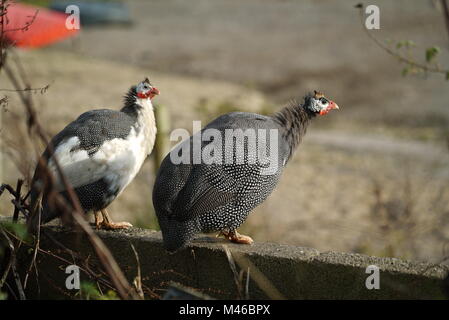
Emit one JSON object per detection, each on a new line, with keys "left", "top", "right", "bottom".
{"left": 35, "top": 109, "right": 136, "bottom": 192}
{"left": 159, "top": 112, "right": 284, "bottom": 222}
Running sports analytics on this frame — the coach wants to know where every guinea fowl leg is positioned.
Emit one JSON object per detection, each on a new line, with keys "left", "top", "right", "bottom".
{"left": 94, "top": 211, "right": 101, "bottom": 229}
{"left": 98, "top": 209, "right": 133, "bottom": 230}
{"left": 218, "top": 230, "right": 254, "bottom": 245}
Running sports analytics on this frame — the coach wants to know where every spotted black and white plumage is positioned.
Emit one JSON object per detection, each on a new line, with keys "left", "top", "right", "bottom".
{"left": 153, "top": 91, "right": 339, "bottom": 251}
{"left": 28, "top": 78, "right": 159, "bottom": 229}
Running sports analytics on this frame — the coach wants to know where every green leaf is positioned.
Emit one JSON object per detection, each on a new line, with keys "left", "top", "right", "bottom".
{"left": 0, "top": 291, "right": 7, "bottom": 300}
{"left": 425, "top": 46, "right": 440, "bottom": 63}
{"left": 80, "top": 281, "right": 118, "bottom": 300}
{"left": 404, "top": 40, "right": 415, "bottom": 48}
{"left": 446, "top": 72, "right": 449, "bottom": 80}
{"left": 0, "top": 222, "right": 28, "bottom": 241}
{"left": 401, "top": 67, "right": 410, "bottom": 77}
{"left": 100, "top": 290, "right": 118, "bottom": 300}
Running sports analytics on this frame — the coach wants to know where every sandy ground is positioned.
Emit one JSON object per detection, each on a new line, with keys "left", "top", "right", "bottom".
{"left": 1, "top": 0, "right": 449, "bottom": 263}
{"left": 62, "top": 0, "right": 449, "bottom": 140}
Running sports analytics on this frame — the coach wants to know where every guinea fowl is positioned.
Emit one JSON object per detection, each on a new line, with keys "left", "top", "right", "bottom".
{"left": 28, "top": 78, "right": 160, "bottom": 231}
{"left": 153, "top": 90, "right": 339, "bottom": 252}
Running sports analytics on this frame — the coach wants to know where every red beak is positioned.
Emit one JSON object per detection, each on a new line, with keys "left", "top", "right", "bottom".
{"left": 319, "top": 100, "right": 339, "bottom": 115}
{"left": 330, "top": 101, "right": 339, "bottom": 110}
{"left": 149, "top": 87, "right": 160, "bottom": 99}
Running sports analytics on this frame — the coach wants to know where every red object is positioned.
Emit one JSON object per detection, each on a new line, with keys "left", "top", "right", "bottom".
{"left": 137, "top": 87, "right": 160, "bottom": 100}
{"left": 4, "top": 3, "right": 79, "bottom": 48}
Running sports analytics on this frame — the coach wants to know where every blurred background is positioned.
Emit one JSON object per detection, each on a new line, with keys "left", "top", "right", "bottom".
{"left": 1, "top": 0, "right": 448, "bottom": 263}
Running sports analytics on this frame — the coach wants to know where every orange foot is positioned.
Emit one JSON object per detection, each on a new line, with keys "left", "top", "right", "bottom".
{"left": 94, "top": 209, "right": 133, "bottom": 230}
{"left": 218, "top": 230, "right": 254, "bottom": 245}
{"left": 98, "top": 221, "right": 133, "bottom": 230}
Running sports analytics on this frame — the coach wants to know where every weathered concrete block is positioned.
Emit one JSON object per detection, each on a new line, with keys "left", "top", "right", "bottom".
{"left": 3, "top": 221, "right": 448, "bottom": 299}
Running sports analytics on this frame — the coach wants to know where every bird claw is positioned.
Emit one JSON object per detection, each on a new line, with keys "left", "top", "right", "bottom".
{"left": 97, "top": 221, "right": 133, "bottom": 230}
{"left": 217, "top": 230, "right": 254, "bottom": 245}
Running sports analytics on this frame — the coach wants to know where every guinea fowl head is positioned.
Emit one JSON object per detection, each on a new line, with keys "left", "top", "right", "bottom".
{"left": 273, "top": 90, "right": 340, "bottom": 160}
{"left": 135, "top": 77, "right": 160, "bottom": 100}
{"left": 304, "top": 90, "right": 339, "bottom": 115}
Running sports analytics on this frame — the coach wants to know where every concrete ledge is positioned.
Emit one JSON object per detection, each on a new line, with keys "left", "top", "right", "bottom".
{"left": 4, "top": 222, "right": 449, "bottom": 299}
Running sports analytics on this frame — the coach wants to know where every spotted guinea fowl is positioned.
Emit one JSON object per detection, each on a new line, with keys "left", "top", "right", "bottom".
{"left": 153, "top": 90, "right": 339, "bottom": 251}
{"left": 28, "top": 78, "right": 160, "bottom": 231}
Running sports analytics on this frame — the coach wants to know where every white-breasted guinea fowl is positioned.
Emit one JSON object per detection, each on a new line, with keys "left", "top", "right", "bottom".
{"left": 28, "top": 78, "right": 160, "bottom": 231}
{"left": 152, "top": 90, "right": 339, "bottom": 252}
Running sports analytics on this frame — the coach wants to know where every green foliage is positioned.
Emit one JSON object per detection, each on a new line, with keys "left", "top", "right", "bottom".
{"left": 391, "top": 40, "right": 447, "bottom": 80}
{"left": 0, "top": 291, "right": 7, "bottom": 300}
{"left": 396, "top": 40, "right": 415, "bottom": 49}
{"left": 401, "top": 66, "right": 410, "bottom": 77}
{"left": 79, "top": 281, "right": 118, "bottom": 300}
{"left": 0, "top": 222, "right": 28, "bottom": 242}
{"left": 425, "top": 46, "right": 440, "bottom": 63}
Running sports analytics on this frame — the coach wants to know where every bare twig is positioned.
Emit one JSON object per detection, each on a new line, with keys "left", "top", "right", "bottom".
{"left": 245, "top": 267, "right": 250, "bottom": 300}
{"left": 0, "top": 183, "right": 17, "bottom": 198}
{"left": 3, "top": 60, "right": 139, "bottom": 300}
{"left": 1, "top": 7, "right": 38, "bottom": 34}
{"left": 225, "top": 247, "right": 285, "bottom": 300}
{"left": 0, "top": 85, "right": 50, "bottom": 94}
{"left": 1, "top": 46, "right": 137, "bottom": 301}
{"left": 441, "top": 0, "right": 449, "bottom": 42}
{"left": 12, "top": 179, "right": 23, "bottom": 222}
{"left": 223, "top": 245, "right": 244, "bottom": 299}
{"left": 23, "top": 200, "right": 39, "bottom": 290}
{"left": 2, "top": 228, "right": 119, "bottom": 295}
{"left": 0, "top": 0, "right": 139, "bottom": 299}
{"left": 356, "top": 3, "right": 449, "bottom": 75}
{"left": 130, "top": 244, "right": 144, "bottom": 299}
{"left": 0, "top": 227, "right": 25, "bottom": 299}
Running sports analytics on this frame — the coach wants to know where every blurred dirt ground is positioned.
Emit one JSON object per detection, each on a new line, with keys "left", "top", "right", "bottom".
{"left": 1, "top": 0, "right": 449, "bottom": 262}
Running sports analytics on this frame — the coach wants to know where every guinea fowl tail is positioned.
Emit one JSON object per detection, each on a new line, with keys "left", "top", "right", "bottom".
{"left": 158, "top": 213, "right": 198, "bottom": 252}
{"left": 27, "top": 189, "right": 59, "bottom": 234}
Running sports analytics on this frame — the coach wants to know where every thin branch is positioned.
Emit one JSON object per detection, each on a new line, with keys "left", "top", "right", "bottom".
{"left": 3, "top": 55, "right": 139, "bottom": 299}
{"left": 0, "top": 227, "right": 26, "bottom": 299}
{"left": 0, "top": 85, "right": 50, "bottom": 94}
{"left": 226, "top": 247, "right": 285, "bottom": 300}
{"left": 1, "top": 8, "right": 38, "bottom": 34}
{"left": 12, "top": 179, "right": 23, "bottom": 222}
{"left": 0, "top": 0, "right": 138, "bottom": 299}
{"left": 223, "top": 245, "right": 244, "bottom": 299}
{"left": 3, "top": 228, "right": 119, "bottom": 295}
{"left": 441, "top": 0, "right": 449, "bottom": 42}
{"left": 356, "top": 3, "right": 449, "bottom": 75}
{"left": 0, "top": 183, "right": 17, "bottom": 198}
{"left": 130, "top": 244, "right": 144, "bottom": 299}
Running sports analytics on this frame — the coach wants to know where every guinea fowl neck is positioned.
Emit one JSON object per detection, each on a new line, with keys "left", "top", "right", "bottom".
{"left": 121, "top": 87, "right": 142, "bottom": 118}
{"left": 272, "top": 99, "right": 316, "bottom": 159}
{"left": 120, "top": 87, "right": 157, "bottom": 155}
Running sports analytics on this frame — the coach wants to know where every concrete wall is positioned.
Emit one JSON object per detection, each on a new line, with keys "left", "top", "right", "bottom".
{"left": 4, "top": 222, "right": 449, "bottom": 299}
